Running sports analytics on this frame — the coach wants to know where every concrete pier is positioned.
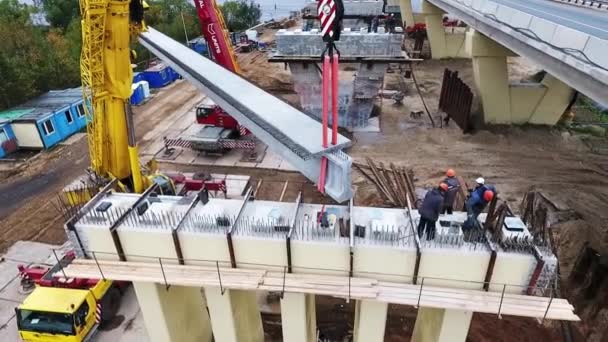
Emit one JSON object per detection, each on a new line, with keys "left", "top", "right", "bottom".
{"left": 205, "top": 287, "right": 264, "bottom": 342}
{"left": 353, "top": 300, "right": 389, "bottom": 342}
{"left": 466, "top": 29, "right": 574, "bottom": 125}
{"left": 281, "top": 293, "right": 317, "bottom": 342}
{"left": 133, "top": 283, "right": 212, "bottom": 342}
{"left": 412, "top": 308, "right": 473, "bottom": 342}
{"left": 420, "top": 0, "right": 467, "bottom": 58}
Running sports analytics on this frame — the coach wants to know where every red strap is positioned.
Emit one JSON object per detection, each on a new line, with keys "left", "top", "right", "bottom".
{"left": 322, "top": 55, "right": 330, "bottom": 148}
{"left": 331, "top": 53, "right": 339, "bottom": 145}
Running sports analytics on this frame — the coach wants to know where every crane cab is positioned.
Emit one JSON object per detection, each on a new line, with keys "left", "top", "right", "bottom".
{"left": 16, "top": 287, "right": 98, "bottom": 342}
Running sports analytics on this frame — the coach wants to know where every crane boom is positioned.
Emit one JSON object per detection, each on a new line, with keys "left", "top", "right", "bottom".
{"left": 193, "top": 0, "right": 241, "bottom": 74}
{"left": 80, "top": 0, "right": 145, "bottom": 192}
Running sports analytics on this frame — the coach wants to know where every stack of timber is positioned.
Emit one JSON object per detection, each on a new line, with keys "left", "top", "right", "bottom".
{"left": 58, "top": 259, "right": 579, "bottom": 321}
{"left": 354, "top": 158, "right": 416, "bottom": 208}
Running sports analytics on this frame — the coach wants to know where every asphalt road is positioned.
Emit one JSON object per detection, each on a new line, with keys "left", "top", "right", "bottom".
{"left": 490, "top": 0, "right": 608, "bottom": 39}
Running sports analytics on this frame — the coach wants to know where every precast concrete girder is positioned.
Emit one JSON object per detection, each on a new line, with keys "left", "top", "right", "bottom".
{"left": 303, "top": 0, "right": 385, "bottom": 17}
{"left": 139, "top": 28, "right": 353, "bottom": 202}
{"left": 276, "top": 31, "right": 403, "bottom": 57}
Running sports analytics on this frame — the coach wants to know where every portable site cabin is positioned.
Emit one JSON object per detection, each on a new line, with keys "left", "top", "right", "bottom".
{"left": 9, "top": 88, "right": 86, "bottom": 150}
{"left": 0, "top": 121, "right": 17, "bottom": 158}
{"left": 143, "top": 63, "right": 174, "bottom": 88}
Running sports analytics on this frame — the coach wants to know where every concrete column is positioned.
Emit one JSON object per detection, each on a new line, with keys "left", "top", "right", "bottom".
{"left": 466, "top": 29, "right": 515, "bottom": 123}
{"left": 280, "top": 293, "right": 317, "bottom": 342}
{"left": 412, "top": 307, "right": 473, "bottom": 342}
{"left": 399, "top": 0, "right": 415, "bottom": 28}
{"left": 472, "top": 56, "right": 511, "bottom": 123}
{"left": 205, "top": 287, "right": 264, "bottom": 342}
{"left": 133, "top": 283, "right": 212, "bottom": 342}
{"left": 424, "top": 13, "right": 447, "bottom": 59}
{"left": 353, "top": 300, "right": 388, "bottom": 342}
{"left": 528, "top": 74, "right": 574, "bottom": 125}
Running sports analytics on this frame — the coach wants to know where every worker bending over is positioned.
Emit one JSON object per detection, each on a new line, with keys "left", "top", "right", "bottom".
{"left": 418, "top": 183, "right": 448, "bottom": 240}
{"left": 463, "top": 177, "right": 497, "bottom": 231}
{"left": 442, "top": 168, "right": 460, "bottom": 214}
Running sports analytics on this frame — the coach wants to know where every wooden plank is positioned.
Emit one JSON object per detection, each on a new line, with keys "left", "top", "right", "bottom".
{"left": 60, "top": 260, "right": 579, "bottom": 321}
{"left": 279, "top": 181, "right": 289, "bottom": 202}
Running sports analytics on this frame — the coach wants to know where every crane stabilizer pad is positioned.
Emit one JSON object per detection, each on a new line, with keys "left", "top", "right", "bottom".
{"left": 139, "top": 28, "right": 352, "bottom": 160}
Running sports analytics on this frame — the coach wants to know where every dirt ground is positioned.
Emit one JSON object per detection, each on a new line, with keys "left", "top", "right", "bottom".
{"left": 1, "top": 29, "right": 607, "bottom": 341}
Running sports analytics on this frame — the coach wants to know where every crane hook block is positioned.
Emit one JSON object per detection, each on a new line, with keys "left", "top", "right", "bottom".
{"left": 318, "top": 0, "right": 344, "bottom": 42}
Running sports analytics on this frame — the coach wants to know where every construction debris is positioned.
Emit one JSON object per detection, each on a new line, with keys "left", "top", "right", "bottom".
{"left": 354, "top": 158, "right": 416, "bottom": 208}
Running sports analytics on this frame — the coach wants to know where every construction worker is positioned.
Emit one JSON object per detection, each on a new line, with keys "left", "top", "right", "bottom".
{"left": 418, "top": 183, "right": 448, "bottom": 240}
{"left": 463, "top": 177, "right": 497, "bottom": 231}
{"left": 442, "top": 168, "right": 460, "bottom": 214}
{"left": 371, "top": 15, "right": 380, "bottom": 33}
{"left": 385, "top": 13, "right": 396, "bottom": 33}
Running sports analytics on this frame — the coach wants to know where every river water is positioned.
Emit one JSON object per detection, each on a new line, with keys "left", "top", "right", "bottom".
{"left": 216, "top": 0, "right": 310, "bottom": 21}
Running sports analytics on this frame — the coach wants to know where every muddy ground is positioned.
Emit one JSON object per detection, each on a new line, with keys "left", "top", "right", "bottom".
{"left": 1, "top": 32, "right": 607, "bottom": 341}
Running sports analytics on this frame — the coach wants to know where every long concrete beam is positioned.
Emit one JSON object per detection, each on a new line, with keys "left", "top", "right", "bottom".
{"left": 427, "top": 0, "right": 608, "bottom": 107}
{"left": 139, "top": 28, "right": 352, "bottom": 202}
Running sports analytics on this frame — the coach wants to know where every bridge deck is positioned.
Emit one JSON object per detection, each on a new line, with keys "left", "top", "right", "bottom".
{"left": 493, "top": 0, "right": 608, "bottom": 39}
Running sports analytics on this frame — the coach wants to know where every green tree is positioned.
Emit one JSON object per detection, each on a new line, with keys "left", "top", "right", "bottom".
{"left": 42, "top": 0, "right": 79, "bottom": 31}
{"left": 0, "top": 0, "right": 45, "bottom": 108}
{"left": 220, "top": 0, "right": 261, "bottom": 32}
{"left": 0, "top": 0, "right": 80, "bottom": 110}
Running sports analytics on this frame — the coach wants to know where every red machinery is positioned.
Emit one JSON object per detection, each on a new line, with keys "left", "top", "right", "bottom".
{"left": 191, "top": 0, "right": 250, "bottom": 138}
{"left": 17, "top": 252, "right": 127, "bottom": 292}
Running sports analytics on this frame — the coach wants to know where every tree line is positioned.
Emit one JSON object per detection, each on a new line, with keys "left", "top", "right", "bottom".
{"left": 0, "top": 0, "right": 260, "bottom": 111}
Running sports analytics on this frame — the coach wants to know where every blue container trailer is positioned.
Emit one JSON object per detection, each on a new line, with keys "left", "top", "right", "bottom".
{"left": 0, "top": 121, "right": 17, "bottom": 158}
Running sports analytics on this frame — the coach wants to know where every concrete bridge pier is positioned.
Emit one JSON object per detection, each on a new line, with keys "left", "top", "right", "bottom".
{"left": 412, "top": 307, "right": 473, "bottom": 342}
{"left": 132, "top": 283, "right": 213, "bottom": 342}
{"left": 399, "top": 0, "right": 415, "bottom": 28}
{"left": 353, "top": 300, "right": 389, "bottom": 342}
{"left": 205, "top": 287, "right": 265, "bottom": 342}
{"left": 281, "top": 293, "right": 317, "bottom": 342}
{"left": 419, "top": 0, "right": 467, "bottom": 59}
{"left": 466, "top": 29, "right": 575, "bottom": 125}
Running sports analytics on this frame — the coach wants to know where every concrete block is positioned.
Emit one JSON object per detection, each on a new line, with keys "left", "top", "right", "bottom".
{"left": 528, "top": 17, "right": 557, "bottom": 44}
{"left": 550, "top": 25, "right": 589, "bottom": 50}
{"left": 582, "top": 36, "right": 608, "bottom": 70}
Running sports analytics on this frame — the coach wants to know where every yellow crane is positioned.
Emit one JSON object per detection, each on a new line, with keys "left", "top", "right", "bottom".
{"left": 79, "top": 0, "right": 147, "bottom": 193}
{"left": 14, "top": 3, "right": 160, "bottom": 341}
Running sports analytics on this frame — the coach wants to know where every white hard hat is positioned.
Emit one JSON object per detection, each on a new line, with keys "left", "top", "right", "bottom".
{"left": 475, "top": 177, "right": 485, "bottom": 185}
